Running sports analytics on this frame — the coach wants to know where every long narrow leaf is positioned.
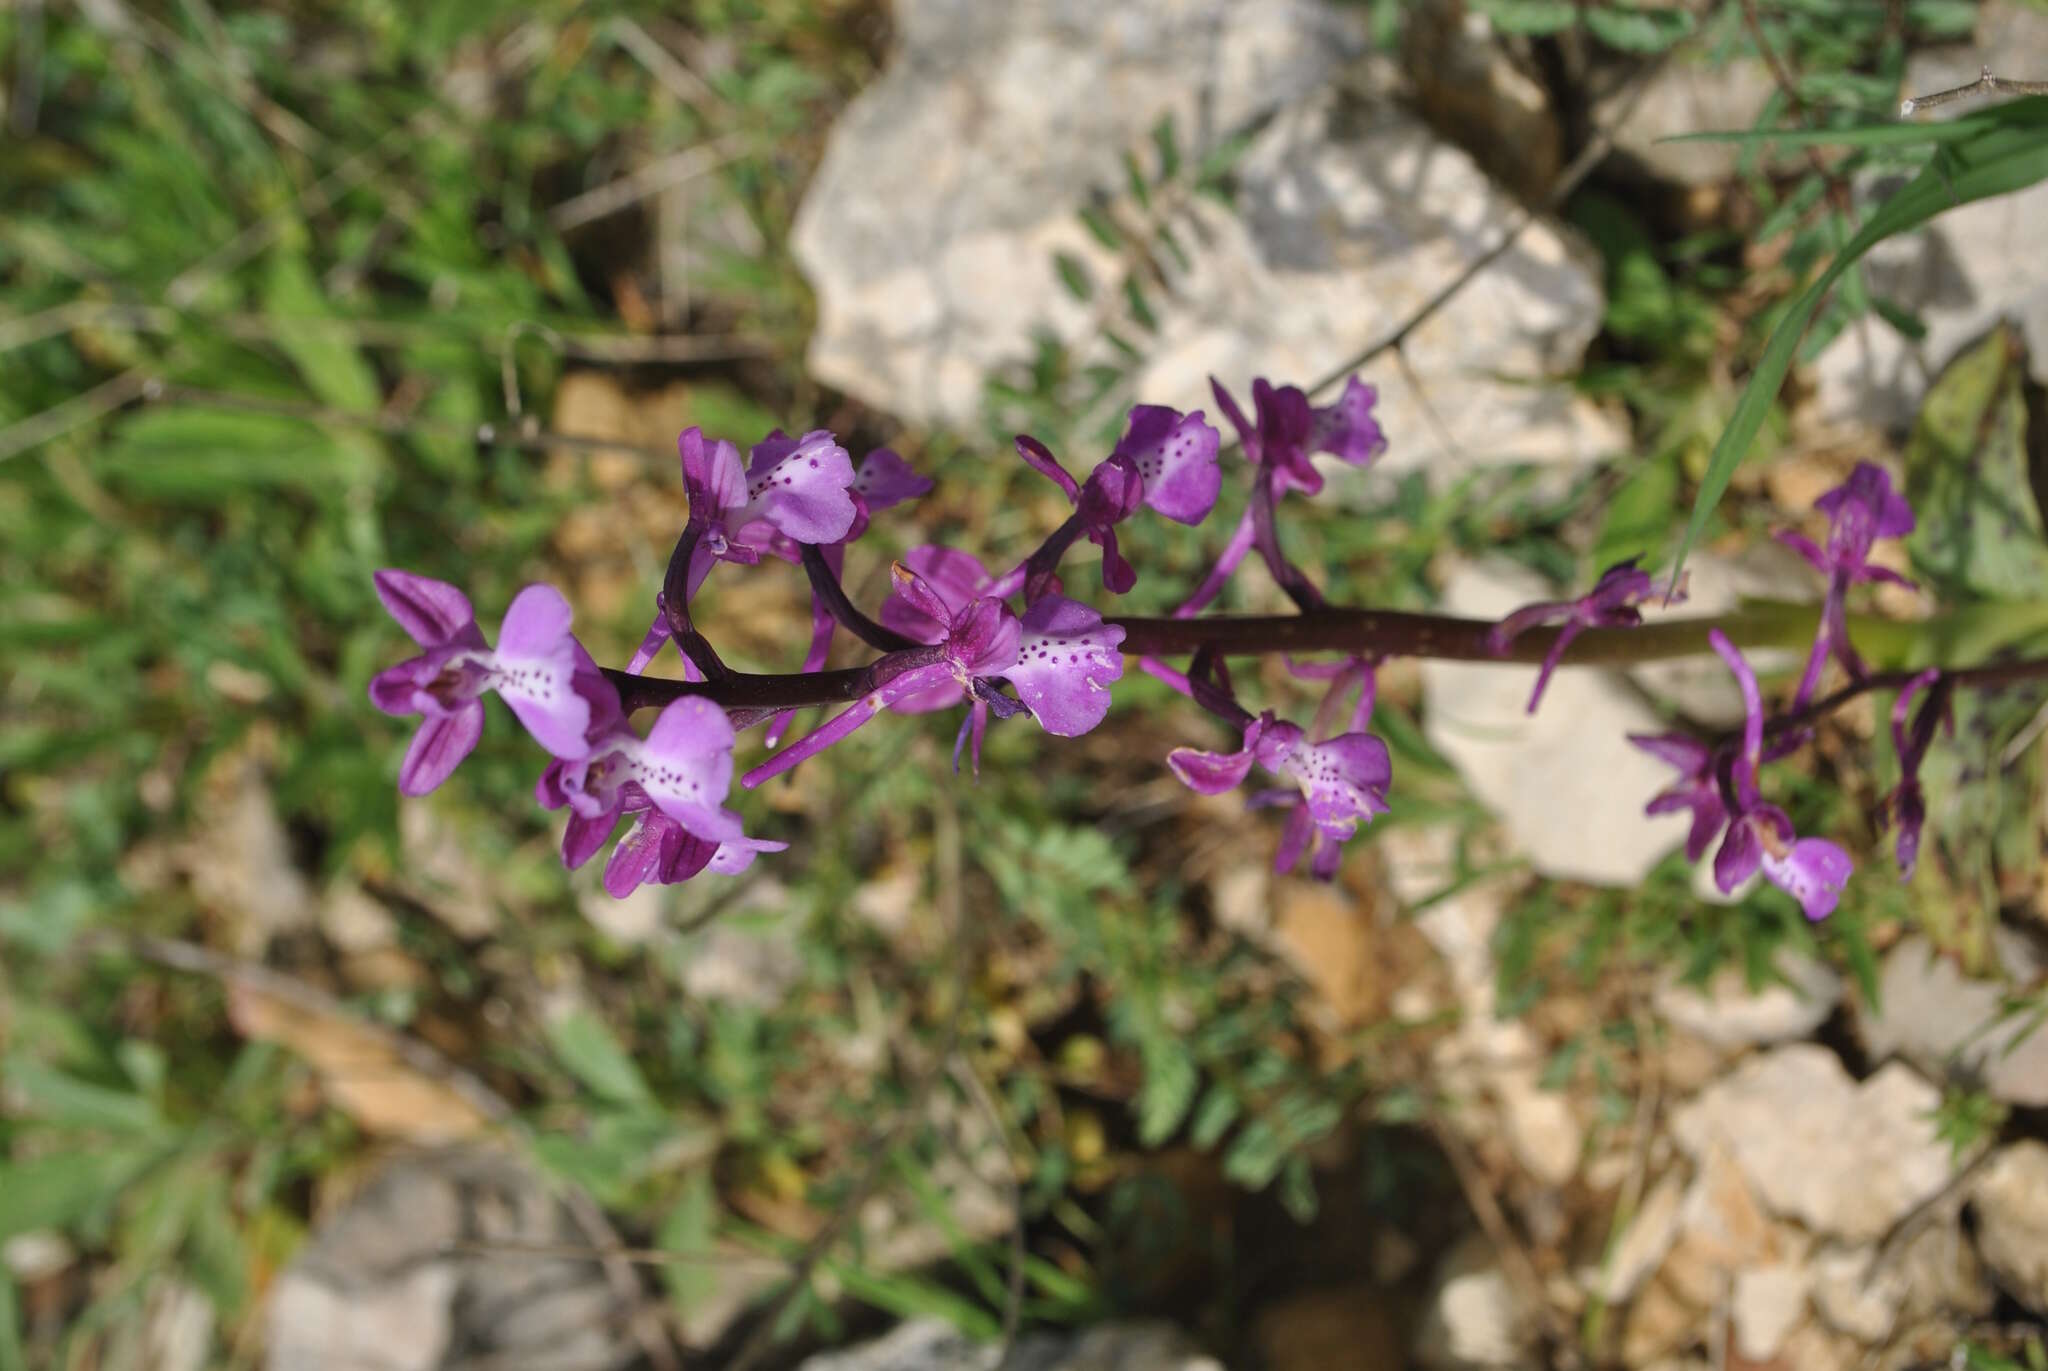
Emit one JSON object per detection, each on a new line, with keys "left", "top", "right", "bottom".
{"left": 1669, "top": 97, "right": 2048, "bottom": 587}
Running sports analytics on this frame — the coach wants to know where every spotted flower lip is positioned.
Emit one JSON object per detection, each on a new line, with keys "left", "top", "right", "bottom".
{"left": 540, "top": 695, "right": 748, "bottom": 849}
{"left": 1489, "top": 558, "right": 1671, "bottom": 714}
{"left": 1168, "top": 711, "right": 1391, "bottom": 879}
{"left": 1706, "top": 630, "right": 1853, "bottom": 921}
{"left": 369, "top": 571, "right": 597, "bottom": 796}
{"left": 742, "top": 549, "right": 1125, "bottom": 788}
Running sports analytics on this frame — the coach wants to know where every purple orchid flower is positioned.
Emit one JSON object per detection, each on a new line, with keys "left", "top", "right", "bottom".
{"left": 1776, "top": 461, "right": 1916, "bottom": 707}
{"left": 1884, "top": 668, "right": 1951, "bottom": 879}
{"left": 369, "top": 570, "right": 600, "bottom": 796}
{"left": 1174, "top": 376, "right": 1385, "bottom": 618}
{"left": 742, "top": 547, "right": 1125, "bottom": 787}
{"left": 537, "top": 695, "right": 756, "bottom": 869}
{"left": 1489, "top": 559, "right": 1674, "bottom": 714}
{"left": 761, "top": 447, "right": 936, "bottom": 747}
{"left": 1007, "top": 406, "right": 1221, "bottom": 599}
{"left": 597, "top": 811, "right": 786, "bottom": 900}
{"left": 1706, "top": 630, "right": 1853, "bottom": 920}
{"left": 1631, "top": 733, "right": 1729, "bottom": 863}
{"left": 1168, "top": 712, "right": 1392, "bottom": 880}
{"left": 627, "top": 426, "right": 863, "bottom": 675}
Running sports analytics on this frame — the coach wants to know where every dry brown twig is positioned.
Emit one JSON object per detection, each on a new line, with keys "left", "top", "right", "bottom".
{"left": 1900, "top": 65, "right": 2048, "bottom": 116}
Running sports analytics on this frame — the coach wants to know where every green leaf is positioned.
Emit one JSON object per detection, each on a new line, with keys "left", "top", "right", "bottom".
{"left": 544, "top": 1011, "right": 654, "bottom": 1108}
{"left": 263, "top": 252, "right": 382, "bottom": 413}
{"left": 1222, "top": 1117, "right": 1286, "bottom": 1189}
{"left": 1188, "top": 1084, "right": 1240, "bottom": 1150}
{"left": 1592, "top": 453, "right": 1682, "bottom": 571}
{"left": 0, "top": 1147, "right": 159, "bottom": 1242}
{"left": 1078, "top": 204, "right": 1122, "bottom": 250}
{"left": 1584, "top": 4, "right": 1694, "bottom": 51}
{"left": 1053, "top": 252, "right": 1094, "bottom": 302}
{"left": 99, "top": 407, "right": 373, "bottom": 500}
{"left": 1670, "top": 98, "right": 2048, "bottom": 587}
{"left": 1904, "top": 324, "right": 2048, "bottom": 601}
{"left": 1136, "top": 1038, "right": 1198, "bottom": 1146}
{"left": 4, "top": 1057, "right": 166, "bottom": 1134}
{"left": 0, "top": 1278, "right": 24, "bottom": 1371}
{"left": 1151, "top": 115, "right": 1182, "bottom": 183}
{"left": 658, "top": 1169, "right": 718, "bottom": 1317}
{"left": 1471, "top": 0, "right": 1576, "bottom": 36}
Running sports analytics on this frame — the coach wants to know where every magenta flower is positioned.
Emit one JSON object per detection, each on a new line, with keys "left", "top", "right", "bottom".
{"left": 1776, "top": 462, "right": 1916, "bottom": 706}
{"left": 369, "top": 571, "right": 599, "bottom": 795}
{"left": 1209, "top": 375, "right": 1386, "bottom": 498}
{"left": 630, "top": 427, "right": 863, "bottom": 675}
{"left": 743, "top": 548, "right": 1125, "bottom": 786}
{"left": 539, "top": 695, "right": 751, "bottom": 852}
{"left": 1489, "top": 558, "right": 1670, "bottom": 714}
{"left": 1884, "top": 668, "right": 1950, "bottom": 878}
{"left": 1707, "top": 631, "right": 1853, "bottom": 920}
{"left": 598, "top": 812, "right": 786, "bottom": 899}
{"left": 1631, "top": 733, "right": 1729, "bottom": 863}
{"left": 1168, "top": 712, "right": 1391, "bottom": 879}
{"left": 1010, "top": 406, "right": 1221, "bottom": 598}
{"left": 1172, "top": 375, "right": 1385, "bottom": 618}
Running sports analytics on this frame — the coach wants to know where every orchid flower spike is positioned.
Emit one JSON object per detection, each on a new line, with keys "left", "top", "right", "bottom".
{"left": 1208, "top": 375, "right": 1386, "bottom": 497}
{"left": 369, "top": 571, "right": 604, "bottom": 795}
{"left": 1884, "top": 668, "right": 1951, "bottom": 879}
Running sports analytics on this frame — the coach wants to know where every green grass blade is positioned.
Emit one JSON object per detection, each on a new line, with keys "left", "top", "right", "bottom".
{"left": 1668, "top": 97, "right": 2048, "bottom": 588}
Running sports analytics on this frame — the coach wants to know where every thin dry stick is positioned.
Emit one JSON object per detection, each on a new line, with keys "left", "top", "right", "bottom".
{"left": 0, "top": 368, "right": 154, "bottom": 465}
{"left": 548, "top": 137, "right": 745, "bottom": 233}
{"left": 1901, "top": 65, "right": 2048, "bottom": 116}
{"left": 1427, "top": 1113, "right": 1577, "bottom": 1364}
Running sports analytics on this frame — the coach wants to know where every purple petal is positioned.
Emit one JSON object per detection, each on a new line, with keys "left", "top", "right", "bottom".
{"left": 1892, "top": 783, "right": 1925, "bottom": 879}
{"left": 562, "top": 806, "right": 621, "bottom": 870}
{"left": 853, "top": 448, "right": 933, "bottom": 512}
{"left": 1309, "top": 830, "right": 1345, "bottom": 880}
{"left": 1762, "top": 836, "right": 1853, "bottom": 921}
{"left": 679, "top": 427, "right": 748, "bottom": 519}
{"left": 1273, "top": 802, "right": 1315, "bottom": 874}
{"left": 1015, "top": 434, "right": 1081, "bottom": 503}
{"left": 1168, "top": 745, "right": 1256, "bottom": 795}
{"left": 1712, "top": 814, "right": 1763, "bottom": 894}
{"left": 1709, "top": 630, "right": 1764, "bottom": 804}
{"left": 1287, "top": 732, "right": 1392, "bottom": 834}
{"left": 398, "top": 704, "right": 484, "bottom": 796}
{"left": 1111, "top": 406, "right": 1222, "bottom": 525}
{"left": 739, "top": 429, "right": 858, "bottom": 545}
{"left": 369, "top": 656, "right": 434, "bottom": 715}
{"left": 1817, "top": 462, "right": 1914, "bottom": 539}
{"left": 1007, "top": 596, "right": 1125, "bottom": 736}
{"left": 947, "top": 597, "right": 1023, "bottom": 678}
{"left": 1208, "top": 377, "right": 1255, "bottom": 453}
{"left": 1311, "top": 377, "right": 1388, "bottom": 469}
{"left": 881, "top": 546, "right": 993, "bottom": 642}
{"left": 374, "top": 569, "right": 482, "bottom": 649}
{"left": 634, "top": 697, "right": 741, "bottom": 843}
{"left": 1629, "top": 732, "right": 1713, "bottom": 776}
{"left": 490, "top": 585, "right": 592, "bottom": 759}
{"left": 745, "top": 663, "right": 954, "bottom": 787}
{"left": 1773, "top": 529, "right": 1831, "bottom": 576}
{"left": 1522, "top": 628, "right": 1578, "bottom": 714}
{"left": 705, "top": 833, "right": 788, "bottom": 876}
{"left": 603, "top": 812, "right": 713, "bottom": 898}
{"left": 1173, "top": 506, "right": 1255, "bottom": 617}
{"left": 1094, "top": 526, "right": 1136, "bottom": 596}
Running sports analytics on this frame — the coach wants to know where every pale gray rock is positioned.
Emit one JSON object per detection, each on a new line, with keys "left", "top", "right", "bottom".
{"left": 265, "top": 1149, "right": 636, "bottom": 1371}
{"left": 1810, "top": 2, "right": 2048, "bottom": 429}
{"left": 1594, "top": 57, "right": 1789, "bottom": 186}
{"left": 1860, "top": 932, "right": 2048, "bottom": 1105}
{"left": 1653, "top": 951, "right": 1842, "bottom": 1049}
{"left": 1421, "top": 559, "right": 1694, "bottom": 885}
{"left": 793, "top": 0, "right": 1621, "bottom": 476}
{"left": 795, "top": 1317, "right": 1227, "bottom": 1371}
{"left": 1971, "top": 1141, "right": 2048, "bottom": 1312}
{"left": 1670, "top": 1045, "right": 1961, "bottom": 1242}
{"left": 1414, "top": 1234, "right": 1535, "bottom": 1371}
{"left": 1591, "top": 1172, "right": 1684, "bottom": 1303}
{"left": 1730, "top": 1263, "right": 1809, "bottom": 1362}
